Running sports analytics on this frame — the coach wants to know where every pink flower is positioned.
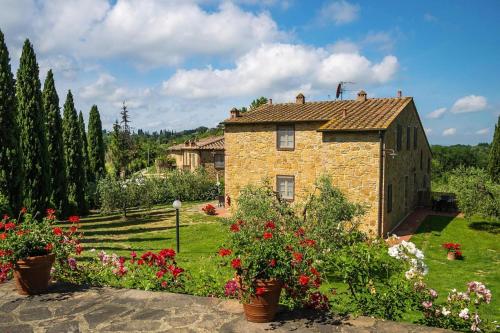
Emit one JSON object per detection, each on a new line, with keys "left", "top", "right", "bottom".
{"left": 67, "top": 258, "right": 77, "bottom": 270}
{"left": 422, "top": 301, "right": 433, "bottom": 309}
{"left": 429, "top": 289, "right": 438, "bottom": 298}
{"left": 225, "top": 280, "right": 238, "bottom": 297}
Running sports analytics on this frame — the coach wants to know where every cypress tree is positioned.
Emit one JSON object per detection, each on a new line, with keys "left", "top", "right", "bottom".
{"left": 87, "top": 105, "right": 105, "bottom": 181}
{"left": 16, "top": 39, "right": 49, "bottom": 215}
{"left": 78, "top": 111, "right": 90, "bottom": 183}
{"left": 62, "top": 91, "right": 86, "bottom": 214}
{"left": 0, "top": 30, "right": 22, "bottom": 212}
{"left": 43, "top": 69, "right": 67, "bottom": 213}
{"left": 488, "top": 116, "right": 500, "bottom": 183}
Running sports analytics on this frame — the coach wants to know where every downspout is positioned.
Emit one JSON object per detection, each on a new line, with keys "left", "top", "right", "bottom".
{"left": 378, "top": 130, "right": 385, "bottom": 238}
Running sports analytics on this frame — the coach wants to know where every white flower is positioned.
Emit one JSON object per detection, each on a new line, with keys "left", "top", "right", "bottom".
{"left": 442, "top": 307, "right": 450, "bottom": 316}
{"left": 459, "top": 308, "right": 470, "bottom": 319}
{"left": 388, "top": 246, "right": 399, "bottom": 258}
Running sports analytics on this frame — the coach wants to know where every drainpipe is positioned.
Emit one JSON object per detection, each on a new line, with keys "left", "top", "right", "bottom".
{"left": 378, "top": 130, "right": 385, "bottom": 238}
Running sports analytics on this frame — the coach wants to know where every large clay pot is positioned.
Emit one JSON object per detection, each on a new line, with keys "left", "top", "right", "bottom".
{"left": 239, "top": 278, "right": 283, "bottom": 323}
{"left": 14, "top": 253, "right": 55, "bottom": 295}
{"left": 447, "top": 252, "right": 456, "bottom": 261}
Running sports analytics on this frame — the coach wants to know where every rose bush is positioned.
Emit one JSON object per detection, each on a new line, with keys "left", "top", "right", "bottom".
{"left": 202, "top": 204, "right": 217, "bottom": 216}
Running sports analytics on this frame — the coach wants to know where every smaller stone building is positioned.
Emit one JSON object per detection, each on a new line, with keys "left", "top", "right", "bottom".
{"left": 168, "top": 136, "right": 225, "bottom": 178}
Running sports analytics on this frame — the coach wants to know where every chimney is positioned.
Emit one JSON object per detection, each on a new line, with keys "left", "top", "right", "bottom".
{"left": 296, "top": 93, "right": 305, "bottom": 104}
{"left": 397, "top": 90, "right": 402, "bottom": 98}
{"left": 342, "top": 108, "right": 347, "bottom": 118}
{"left": 268, "top": 98, "right": 272, "bottom": 105}
{"left": 357, "top": 90, "right": 367, "bottom": 102}
{"left": 230, "top": 107, "right": 240, "bottom": 119}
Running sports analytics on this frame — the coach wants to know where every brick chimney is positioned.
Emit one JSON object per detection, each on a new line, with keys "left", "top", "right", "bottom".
{"left": 296, "top": 93, "right": 305, "bottom": 104}
{"left": 357, "top": 90, "right": 367, "bottom": 102}
{"left": 268, "top": 98, "right": 273, "bottom": 105}
{"left": 397, "top": 90, "right": 402, "bottom": 98}
{"left": 230, "top": 107, "right": 241, "bottom": 119}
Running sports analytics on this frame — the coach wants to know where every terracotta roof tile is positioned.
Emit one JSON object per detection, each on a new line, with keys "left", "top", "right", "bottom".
{"left": 168, "top": 136, "right": 224, "bottom": 151}
{"left": 224, "top": 97, "right": 413, "bottom": 131}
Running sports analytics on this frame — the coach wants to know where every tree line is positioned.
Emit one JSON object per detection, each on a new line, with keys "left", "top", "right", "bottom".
{"left": 0, "top": 31, "right": 105, "bottom": 216}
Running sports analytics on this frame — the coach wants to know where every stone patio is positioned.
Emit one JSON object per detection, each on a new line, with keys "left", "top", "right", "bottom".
{"left": 0, "top": 281, "right": 454, "bottom": 333}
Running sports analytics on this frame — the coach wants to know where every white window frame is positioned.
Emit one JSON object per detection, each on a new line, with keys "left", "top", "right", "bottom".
{"left": 276, "top": 175, "right": 295, "bottom": 201}
{"left": 277, "top": 125, "right": 295, "bottom": 150}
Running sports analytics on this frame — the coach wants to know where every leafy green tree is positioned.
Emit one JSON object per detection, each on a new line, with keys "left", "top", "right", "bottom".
{"left": 42, "top": 70, "right": 67, "bottom": 213}
{"left": 0, "top": 30, "right": 22, "bottom": 212}
{"left": 109, "top": 104, "right": 135, "bottom": 177}
{"left": 249, "top": 96, "right": 268, "bottom": 110}
{"left": 78, "top": 111, "right": 90, "bottom": 183}
{"left": 488, "top": 116, "right": 500, "bottom": 183}
{"left": 62, "top": 91, "right": 86, "bottom": 214}
{"left": 16, "top": 39, "right": 49, "bottom": 214}
{"left": 87, "top": 105, "right": 105, "bottom": 181}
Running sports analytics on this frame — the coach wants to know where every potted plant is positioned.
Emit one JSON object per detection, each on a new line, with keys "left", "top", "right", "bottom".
{"left": 442, "top": 243, "right": 462, "bottom": 260}
{"left": 221, "top": 216, "right": 320, "bottom": 323}
{"left": 0, "top": 209, "right": 82, "bottom": 295}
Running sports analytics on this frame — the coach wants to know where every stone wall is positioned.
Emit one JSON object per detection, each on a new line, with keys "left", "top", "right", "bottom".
{"left": 200, "top": 150, "right": 224, "bottom": 179}
{"left": 382, "top": 102, "right": 432, "bottom": 235}
{"left": 225, "top": 122, "right": 381, "bottom": 235}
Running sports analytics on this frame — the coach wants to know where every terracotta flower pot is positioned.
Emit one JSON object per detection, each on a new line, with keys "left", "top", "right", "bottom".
{"left": 239, "top": 278, "right": 283, "bottom": 323}
{"left": 447, "top": 252, "right": 456, "bottom": 261}
{"left": 14, "top": 253, "right": 55, "bottom": 295}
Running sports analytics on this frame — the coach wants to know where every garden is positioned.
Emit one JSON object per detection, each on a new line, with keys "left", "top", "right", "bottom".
{"left": 1, "top": 174, "right": 498, "bottom": 332}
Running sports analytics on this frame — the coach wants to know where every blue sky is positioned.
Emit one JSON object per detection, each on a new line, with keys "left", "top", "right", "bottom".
{"left": 1, "top": 0, "right": 498, "bottom": 145}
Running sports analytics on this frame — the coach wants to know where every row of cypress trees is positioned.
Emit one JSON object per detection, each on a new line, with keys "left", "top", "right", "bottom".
{"left": 0, "top": 30, "right": 105, "bottom": 216}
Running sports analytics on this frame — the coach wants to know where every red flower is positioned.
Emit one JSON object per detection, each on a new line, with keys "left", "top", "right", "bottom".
{"left": 299, "top": 275, "right": 310, "bottom": 286}
{"left": 161, "top": 281, "right": 168, "bottom": 288}
{"left": 137, "top": 259, "right": 144, "bottom": 265}
{"left": 263, "top": 232, "right": 273, "bottom": 240}
{"left": 159, "top": 249, "right": 176, "bottom": 258}
{"left": 75, "top": 244, "right": 83, "bottom": 255}
{"left": 218, "top": 248, "right": 232, "bottom": 257}
{"left": 265, "top": 221, "right": 276, "bottom": 230}
{"left": 69, "top": 226, "right": 78, "bottom": 234}
{"left": 269, "top": 259, "right": 276, "bottom": 267}
{"left": 45, "top": 243, "right": 53, "bottom": 252}
{"left": 293, "top": 252, "right": 303, "bottom": 262}
{"left": 20, "top": 207, "right": 27, "bottom": 214}
{"left": 46, "top": 209, "right": 56, "bottom": 220}
{"left": 168, "top": 265, "right": 184, "bottom": 278}
{"left": 310, "top": 267, "right": 320, "bottom": 276}
{"left": 68, "top": 216, "right": 80, "bottom": 223}
{"left": 230, "top": 223, "right": 240, "bottom": 232}
{"left": 0, "top": 233, "right": 6, "bottom": 240}
{"left": 301, "top": 239, "right": 316, "bottom": 247}
{"left": 0, "top": 222, "right": 4, "bottom": 230}
{"left": 130, "top": 251, "right": 137, "bottom": 259}
{"left": 255, "top": 287, "right": 266, "bottom": 296}
{"left": 52, "top": 227, "right": 63, "bottom": 236}
{"left": 4, "top": 222, "right": 15, "bottom": 231}
{"left": 156, "top": 270, "right": 166, "bottom": 279}
{"left": 231, "top": 258, "right": 241, "bottom": 269}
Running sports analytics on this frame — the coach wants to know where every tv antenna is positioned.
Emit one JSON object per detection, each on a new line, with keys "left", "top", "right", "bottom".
{"left": 336, "top": 81, "right": 355, "bottom": 100}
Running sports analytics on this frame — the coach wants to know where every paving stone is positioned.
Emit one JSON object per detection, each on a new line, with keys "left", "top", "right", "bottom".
{"left": 131, "top": 308, "right": 167, "bottom": 321}
{"left": 18, "top": 306, "right": 52, "bottom": 321}
{"left": 0, "top": 324, "right": 34, "bottom": 333}
{"left": 0, "top": 312, "right": 15, "bottom": 324}
{"left": 83, "top": 304, "right": 130, "bottom": 329}
{"left": 102, "top": 320, "right": 162, "bottom": 332}
{"left": 43, "top": 320, "right": 81, "bottom": 333}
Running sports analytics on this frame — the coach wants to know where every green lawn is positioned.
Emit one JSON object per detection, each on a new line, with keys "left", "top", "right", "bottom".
{"left": 67, "top": 202, "right": 228, "bottom": 272}
{"left": 410, "top": 215, "right": 500, "bottom": 321}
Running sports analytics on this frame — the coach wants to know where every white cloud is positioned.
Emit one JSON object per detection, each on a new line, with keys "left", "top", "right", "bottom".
{"left": 442, "top": 128, "right": 457, "bottom": 136}
{"left": 362, "top": 31, "right": 395, "bottom": 52}
{"left": 451, "top": 95, "right": 488, "bottom": 113}
{"left": 320, "top": 0, "right": 360, "bottom": 26}
{"left": 426, "top": 107, "right": 447, "bottom": 119}
{"left": 328, "top": 40, "right": 359, "bottom": 53}
{"left": 1, "top": 0, "right": 285, "bottom": 67}
{"left": 475, "top": 128, "right": 489, "bottom": 135}
{"left": 163, "top": 43, "right": 399, "bottom": 99}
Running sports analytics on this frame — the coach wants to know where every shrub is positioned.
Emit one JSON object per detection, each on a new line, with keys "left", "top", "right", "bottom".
{"left": 417, "top": 281, "right": 493, "bottom": 332}
{"left": 97, "top": 176, "right": 152, "bottom": 217}
{"left": 0, "top": 192, "right": 9, "bottom": 215}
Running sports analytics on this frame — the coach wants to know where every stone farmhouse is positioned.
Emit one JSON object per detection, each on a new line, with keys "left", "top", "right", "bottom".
{"left": 167, "top": 136, "right": 225, "bottom": 178}
{"left": 223, "top": 91, "right": 432, "bottom": 236}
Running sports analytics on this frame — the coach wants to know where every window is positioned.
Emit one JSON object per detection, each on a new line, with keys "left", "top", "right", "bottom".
{"left": 276, "top": 176, "right": 294, "bottom": 201}
{"left": 387, "top": 184, "right": 393, "bottom": 213}
{"left": 413, "top": 127, "right": 418, "bottom": 150}
{"left": 277, "top": 125, "right": 295, "bottom": 150}
{"left": 214, "top": 154, "right": 224, "bottom": 169}
{"left": 420, "top": 150, "right": 423, "bottom": 170}
{"left": 396, "top": 124, "right": 402, "bottom": 151}
{"left": 406, "top": 126, "right": 411, "bottom": 150}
